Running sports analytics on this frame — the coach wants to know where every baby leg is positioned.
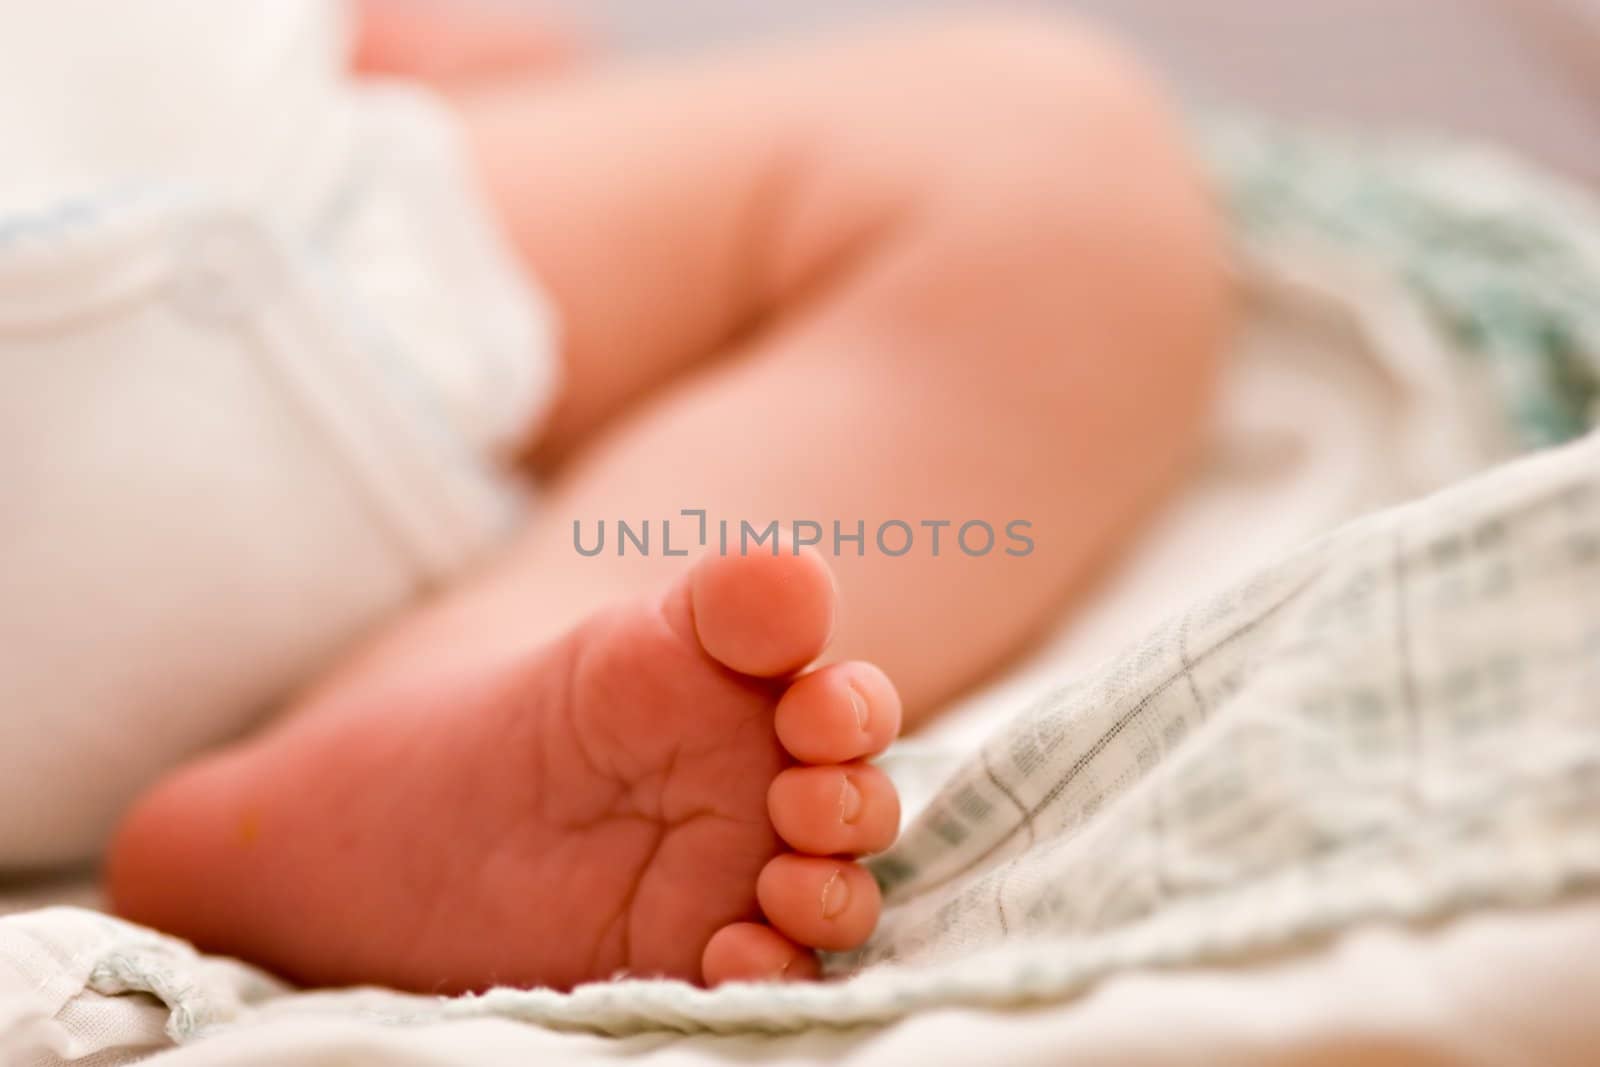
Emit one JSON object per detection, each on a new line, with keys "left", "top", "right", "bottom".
{"left": 108, "top": 13, "right": 1228, "bottom": 993}
{"left": 404, "top": 12, "right": 1231, "bottom": 719}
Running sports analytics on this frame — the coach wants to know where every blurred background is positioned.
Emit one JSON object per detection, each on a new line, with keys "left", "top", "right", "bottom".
{"left": 551, "top": 0, "right": 1600, "bottom": 182}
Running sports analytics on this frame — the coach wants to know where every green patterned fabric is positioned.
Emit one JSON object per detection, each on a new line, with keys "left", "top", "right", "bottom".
{"left": 1200, "top": 114, "right": 1600, "bottom": 449}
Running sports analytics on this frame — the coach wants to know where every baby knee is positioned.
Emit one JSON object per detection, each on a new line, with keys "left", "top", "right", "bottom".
{"left": 842, "top": 12, "right": 1232, "bottom": 450}
{"left": 926, "top": 12, "right": 1232, "bottom": 386}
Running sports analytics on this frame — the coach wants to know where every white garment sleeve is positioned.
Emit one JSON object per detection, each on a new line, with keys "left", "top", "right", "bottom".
{"left": 0, "top": 0, "right": 559, "bottom": 868}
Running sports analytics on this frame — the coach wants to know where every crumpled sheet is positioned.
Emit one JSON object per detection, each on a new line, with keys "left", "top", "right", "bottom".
{"left": 7, "top": 124, "right": 1600, "bottom": 1062}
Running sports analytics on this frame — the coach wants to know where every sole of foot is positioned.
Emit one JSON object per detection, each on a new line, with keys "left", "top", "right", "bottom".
{"left": 108, "top": 540, "right": 901, "bottom": 991}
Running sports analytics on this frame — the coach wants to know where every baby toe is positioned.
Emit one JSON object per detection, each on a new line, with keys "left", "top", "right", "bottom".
{"left": 688, "top": 538, "right": 836, "bottom": 678}
{"left": 768, "top": 762, "right": 899, "bottom": 857}
{"left": 774, "top": 662, "right": 900, "bottom": 765}
{"left": 757, "top": 855, "right": 881, "bottom": 953}
{"left": 702, "top": 922, "right": 820, "bottom": 986}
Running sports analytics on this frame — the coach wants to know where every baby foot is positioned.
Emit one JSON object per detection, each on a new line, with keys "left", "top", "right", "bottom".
{"left": 106, "top": 544, "right": 901, "bottom": 992}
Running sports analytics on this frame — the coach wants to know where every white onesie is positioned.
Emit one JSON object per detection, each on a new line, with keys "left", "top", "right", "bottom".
{"left": 0, "top": 0, "right": 558, "bottom": 868}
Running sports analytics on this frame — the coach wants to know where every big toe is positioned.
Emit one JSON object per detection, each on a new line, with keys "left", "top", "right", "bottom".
{"left": 688, "top": 535, "right": 836, "bottom": 677}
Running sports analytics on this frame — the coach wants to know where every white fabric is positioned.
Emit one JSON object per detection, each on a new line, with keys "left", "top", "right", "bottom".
{"left": 0, "top": 0, "right": 557, "bottom": 868}
{"left": 9, "top": 898, "right": 1599, "bottom": 1065}
{"left": 5, "top": 242, "right": 1595, "bottom": 1063}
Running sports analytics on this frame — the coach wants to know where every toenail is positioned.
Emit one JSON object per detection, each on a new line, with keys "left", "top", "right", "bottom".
{"left": 820, "top": 869, "right": 850, "bottom": 919}
{"left": 838, "top": 776, "right": 863, "bottom": 824}
{"left": 847, "top": 683, "right": 870, "bottom": 731}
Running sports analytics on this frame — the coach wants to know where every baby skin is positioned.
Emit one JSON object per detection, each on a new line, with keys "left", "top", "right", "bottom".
{"left": 108, "top": 7, "right": 1230, "bottom": 990}
{"left": 110, "top": 544, "right": 896, "bottom": 990}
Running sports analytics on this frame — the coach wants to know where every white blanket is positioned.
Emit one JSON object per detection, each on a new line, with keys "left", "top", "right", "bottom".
{"left": 12, "top": 233, "right": 1600, "bottom": 1063}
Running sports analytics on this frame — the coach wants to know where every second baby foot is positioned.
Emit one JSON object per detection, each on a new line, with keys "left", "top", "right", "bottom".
{"left": 107, "top": 543, "right": 901, "bottom": 991}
